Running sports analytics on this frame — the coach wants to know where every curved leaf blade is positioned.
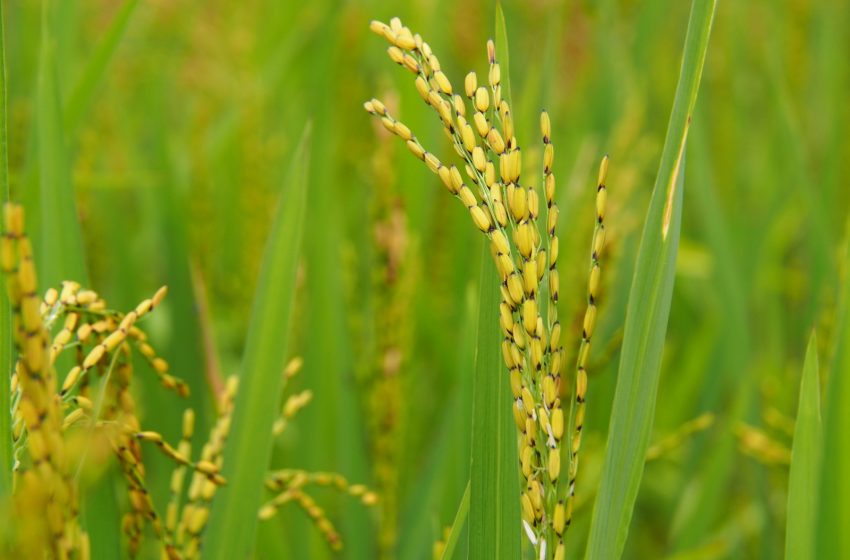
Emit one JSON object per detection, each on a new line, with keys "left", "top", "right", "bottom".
{"left": 585, "top": 2, "right": 716, "bottom": 558}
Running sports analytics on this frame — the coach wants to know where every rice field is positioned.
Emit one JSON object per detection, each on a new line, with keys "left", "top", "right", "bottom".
{"left": 1, "top": 0, "right": 849, "bottom": 558}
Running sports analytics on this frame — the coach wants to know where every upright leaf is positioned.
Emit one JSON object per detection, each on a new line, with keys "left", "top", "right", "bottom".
{"left": 440, "top": 481, "right": 470, "bottom": 560}
{"left": 63, "top": 0, "right": 140, "bottom": 132}
{"left": 202, "top": 125, "right": 310, "bottom": 559}
{"left": 35, "top": 7, "right": 87, "bottom": 289}
{"left": 467, "top": 5, "right": 521, "bottom": 557}
{"left": 585, "top": 1, "right": 716, "bottom": 558}
{"left": 467, "top": 239, "right": 521, "bottom": 559}
{"left": 817, "top": 226, "right": 850, "bottom": 559}
{"left": 786, "top": 332, "right": 822, "bottom": 559}
{"left": 0, "top": 0, "right": 11, "bottom": 498}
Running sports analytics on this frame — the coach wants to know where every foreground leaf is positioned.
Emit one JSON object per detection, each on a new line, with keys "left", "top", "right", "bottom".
{"left": 786, "top": 332, "right": 822, "bottom": 559}
{"left": 440, "top": 481, "right": 471, "bottom": 560}
{"left": 467, "top": 239, "right": 521, "bottom": 559}
{"left": 817, "top": 227, "right": 850, "bottom": 559}
{"left": 585, "top": 1, "right": 717, "bottom": 558}
{"left": 35, "top": 8, "right": 87, "bottom": 289}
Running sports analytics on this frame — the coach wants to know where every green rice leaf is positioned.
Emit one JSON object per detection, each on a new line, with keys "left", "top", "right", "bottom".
{"left": 786, "top": 331, "right": 822, "bottom": 560}
{"left": 440, "top": 481, "right": 470, "bottom": 560}
{"left": 35, "top": 8, "right": 87, "bottom": 289}
{"left": 202, "top": 124, "right": 311, "bottom": 559}
{"left": 585, "top": 2, "right": 716, "bottom": 558}
{"left": 817, "top": 227, "right": 850, "bottom": 559}
{"left": 0, "top": 0, "right": 11, "bottom": 498}
{"left": 468, "top": 238, "right": 521, "bottom": 559}
{"left": 64, "top": 0, "right": 140, "bottom": 132}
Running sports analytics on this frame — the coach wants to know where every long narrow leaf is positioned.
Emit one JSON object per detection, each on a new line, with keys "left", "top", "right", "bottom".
{"left": 0, "top": 0, "right": 11, "bottom": 498}
{"left": 35, "top": 9, "right": 87, "bottom": 289}
{"left": 203, "top": 125, "right": 310, "bottom": 559}
{"left": 440, "top": 481, "right": 471, "bottom": 560}
{"left": 467, "top": 6, "right": 521, "bottom": 557}
{"left": 786, "top": 332, "right": 822, "bottom": 559}
{"left": 468, "top": 239, "right": 521, "bottom": 559}
{"left": 63, "top": 0, "right": 139, "bottom": 132}
{"left": 817, "top": 227, "right": 850, "bottom": 559}
{"left": 585, "top": 2, "right": 716, "bottom": 558}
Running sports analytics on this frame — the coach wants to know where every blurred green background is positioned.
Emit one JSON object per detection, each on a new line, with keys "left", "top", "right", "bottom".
{"left": 5, "top": 0, "right": 849, "bottom": 558}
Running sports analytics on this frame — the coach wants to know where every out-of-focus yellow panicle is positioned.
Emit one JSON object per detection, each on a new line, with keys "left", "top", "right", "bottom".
{"left": 260, "top": 466, "right": 379, "bottom": 549}
{"left": 0, "top": 202, "right": 206, "bottom": 559}
{"left": 646, "top": 413, "right": 715, "bottom": 461}
{"left": 2, "top": 203, "right": 85, "bottom": 558}
{"left": 735, "top": 423, "right": 791, "bottom": 466}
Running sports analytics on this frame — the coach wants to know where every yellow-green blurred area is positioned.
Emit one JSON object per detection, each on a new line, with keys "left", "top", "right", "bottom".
{"left": 4, "top": 0, "right": 849, "bottom": 558}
